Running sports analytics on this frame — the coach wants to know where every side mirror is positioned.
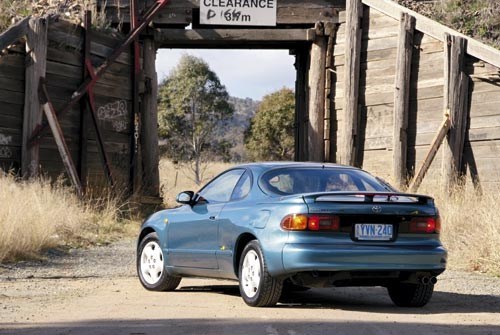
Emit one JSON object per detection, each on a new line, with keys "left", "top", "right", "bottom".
{"left": 176, "top": 191, "right": 195, "bottom": 205}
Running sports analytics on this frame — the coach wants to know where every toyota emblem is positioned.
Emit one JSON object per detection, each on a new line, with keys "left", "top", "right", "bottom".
{"left": 372, "top": 205, "right": 382, "bottom": 213}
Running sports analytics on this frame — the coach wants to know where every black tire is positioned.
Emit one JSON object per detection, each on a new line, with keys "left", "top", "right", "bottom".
{"left": 137, "top": 232, "right": 181, "bottom": 291}
{"left": 238, "top": 240, "right": 283, "bottom": 307}
{"left": 387, "top": 282, "right": 434, "bottom": 307}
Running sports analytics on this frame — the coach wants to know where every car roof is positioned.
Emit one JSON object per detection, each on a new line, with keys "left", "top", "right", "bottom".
{"left": 236, "top": 161, "right": 359, "bottom": 170}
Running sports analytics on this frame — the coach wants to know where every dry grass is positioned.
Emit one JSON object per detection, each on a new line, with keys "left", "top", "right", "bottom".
{"left": 0, "top": 173, "right": 138, "bottom": 263}
{"left": 0, "top": 1, "right": 113, "bottom": 33}
{"left": 159, "top": 158, "right": 233, "bottom": 207}
{"left": 420, "top": 185, "right": 500, "bottom": 275}
{"left": 159, "top": 159, "right": 500, "bottom": 275}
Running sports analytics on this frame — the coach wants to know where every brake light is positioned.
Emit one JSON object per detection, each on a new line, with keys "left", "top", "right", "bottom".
{"left": 281, "top": 214, "right": 340, "bottom": 231}
{"left": 409, "top": 217, "right": 440, "bottom": 233}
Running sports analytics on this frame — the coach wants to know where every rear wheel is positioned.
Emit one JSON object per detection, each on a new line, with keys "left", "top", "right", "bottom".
{"left": 239, "top": 240, "right": 283, "bottom": 307}
{"left": 387, "top": 282, "right": 434, "bottom": 307}
{"left": 137, "top": 232, "right": 181, "bottom": 291}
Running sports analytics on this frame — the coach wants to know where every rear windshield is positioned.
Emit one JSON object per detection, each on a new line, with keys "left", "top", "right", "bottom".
{"left": 259, "top": 167, "right": 388, "bottom": 196}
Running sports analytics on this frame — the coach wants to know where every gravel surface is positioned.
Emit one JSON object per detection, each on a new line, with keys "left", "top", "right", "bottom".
{"left": 1, "top": 239, "right": 499, "bottom": 297}
{"left": 0, "top": 239, "right": 136, "bottom": 280}
{"left": 0, "top": 239, "right": 499, "bottom": 335}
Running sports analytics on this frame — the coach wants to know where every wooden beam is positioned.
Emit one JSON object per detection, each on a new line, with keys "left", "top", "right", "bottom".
{"left": 340, "top": 0, "right": 362, "bottom": 166}
{"left": 408, "top": 115, "right": 451, "bottom": 192}
{"left": 0, "top": 17, "right": 30, "bottom": 51}
{"left": 308, "top": 22, "right": 328, "bottom": 162}
{"left": 361, "top": 0, "right": 500, "bottom": 69}
{"left": 21, "top": 17, "right": 48, "bottom": 178}
{"left": 39, "top": 80, "right": 83, "bottom": 198}
{"left": 154, "top": 28, "right": 316, "bottom": 48}
{"left": 442, "top": 34, "right": 468, "bottom": 193}
{"left": 99, "top": 0, "right": 342, "bottom": 25}
{"left": 141, "top": 38, "right": 161, "bottom": 197}
{"left": 392, "top": 13, "right": 415, "bottom": 188}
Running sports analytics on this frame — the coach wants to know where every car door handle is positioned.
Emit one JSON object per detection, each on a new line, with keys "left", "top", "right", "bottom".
{"left": 209, "top": 216, "right": 216, "bottom": 221}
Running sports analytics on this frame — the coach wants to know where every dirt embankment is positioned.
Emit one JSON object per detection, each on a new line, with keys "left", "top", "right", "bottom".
{"left": 0, "top": 240, "right": 499, "bottom": 335}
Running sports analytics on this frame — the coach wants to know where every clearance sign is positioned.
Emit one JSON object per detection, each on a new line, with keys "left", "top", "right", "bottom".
{"left": 200, "top": 0, "right": 277, "bottom": 26}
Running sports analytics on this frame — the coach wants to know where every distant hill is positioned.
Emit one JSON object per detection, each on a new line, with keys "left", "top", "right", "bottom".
{"left": 226, "top": 97, "right": 260, "bottom": 162}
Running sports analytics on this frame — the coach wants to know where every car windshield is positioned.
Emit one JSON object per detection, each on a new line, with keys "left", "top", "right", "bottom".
{"left": 259, "top": 167, "right": 388, "bottom": 196}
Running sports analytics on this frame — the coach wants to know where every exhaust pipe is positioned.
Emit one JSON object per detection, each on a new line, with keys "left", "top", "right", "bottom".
{"left": 420, "top": 276, "right": 430, "bottom": 285}
{"left": 420, "top": 276, "right": 437, "bottom": 285}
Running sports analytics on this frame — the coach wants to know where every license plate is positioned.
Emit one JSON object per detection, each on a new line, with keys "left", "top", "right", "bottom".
{"left": 355, "top": 224, "right": 393, "bottom": 240}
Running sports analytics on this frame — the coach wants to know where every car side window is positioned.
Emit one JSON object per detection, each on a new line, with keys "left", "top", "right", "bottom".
{"left": 231, "top": 171, "right": 252, "bottom": 201}
{"left": 199, "top": 169, "right": 245, "bottom": 203}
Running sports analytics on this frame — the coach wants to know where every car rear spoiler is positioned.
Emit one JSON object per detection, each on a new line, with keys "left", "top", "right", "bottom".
{"left": 301, "top": 192, "right": 434, "bottom": 205}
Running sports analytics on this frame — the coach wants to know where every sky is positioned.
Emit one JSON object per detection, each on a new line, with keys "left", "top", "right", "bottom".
{"left": 156, "top": 49, "right": 296, "bottom": 101}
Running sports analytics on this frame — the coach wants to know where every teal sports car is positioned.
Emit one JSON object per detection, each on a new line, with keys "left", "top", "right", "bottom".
{"left": 137, "top": 162, "right": 447, "bottom": 307}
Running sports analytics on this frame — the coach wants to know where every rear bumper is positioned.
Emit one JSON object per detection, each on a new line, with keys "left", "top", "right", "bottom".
{"left": 281, "top": 243, "right": 447, "bottom": 275}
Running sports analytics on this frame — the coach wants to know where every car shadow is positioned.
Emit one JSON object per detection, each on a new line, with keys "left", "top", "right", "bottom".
{"left": 177, "top": 284, "right": 500, "bottom": 314}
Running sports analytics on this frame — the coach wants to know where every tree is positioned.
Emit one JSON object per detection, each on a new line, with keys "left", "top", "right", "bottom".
{"left": 245, "top": 88, "right": 295, "bottom": 161}
{"left": 158, "top": 55, "right": 234, "bottom": 185}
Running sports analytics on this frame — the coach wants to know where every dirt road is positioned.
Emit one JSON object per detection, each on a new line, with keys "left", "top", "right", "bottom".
{"left": 1, "top": 240, "right": 499, "bottom": 335}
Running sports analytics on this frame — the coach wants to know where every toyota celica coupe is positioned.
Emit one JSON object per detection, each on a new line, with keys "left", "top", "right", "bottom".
{"left": 137, "top": 162, "right": 447, "bottom": 307}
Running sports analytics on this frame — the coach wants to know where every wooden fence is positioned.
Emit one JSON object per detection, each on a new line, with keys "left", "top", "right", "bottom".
{"left": 0, "top": 17, "right": 138, "bottom": 194}
{"left": 329, "top": 0, "right": 500, "bottom": 192}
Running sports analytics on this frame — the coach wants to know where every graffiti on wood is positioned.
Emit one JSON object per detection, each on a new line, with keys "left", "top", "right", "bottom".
{"left": 97, "top": 100, "right": 129, "bottom": 132}
{"left": 0, "top": 133, "right": 13, "bottom": 158}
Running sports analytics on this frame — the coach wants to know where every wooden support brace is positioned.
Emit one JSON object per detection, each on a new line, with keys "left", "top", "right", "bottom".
{"left": 0, "top": 16, "right": 30, "bottom": 51}
{"left": 341, "top": 0, "right": 363, "bottom": 166}
{"left": 392, "top": 13, "right": 415, "bottom": 188}
{"left": 39, "top": 79, "right": 83, "bottom": 198}
{"left": 408, "top": 115, "right": 451, "bottom": 192}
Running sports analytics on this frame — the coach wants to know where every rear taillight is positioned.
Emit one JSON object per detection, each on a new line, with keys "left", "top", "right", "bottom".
{"left": 409, "top": 217, "right": 441, "bottom": 234}
{"left": 281, "top": 214, "right": 340, "bottom": 231}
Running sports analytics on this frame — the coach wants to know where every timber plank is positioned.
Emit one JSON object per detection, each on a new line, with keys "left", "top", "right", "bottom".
{"left": 48, "top": 29, "right": 131, "bottom": 65}
{"left": 0, "top": 76, "right": 24, "bottom": 93}
{"left": 470, "top": 101, "right": 500, "bottom": 117}
{"left": 361, "top": 0, "right": 500, "bottom": 69}
{"left": 0, "top": 89, "right": 24, "bottom": 105}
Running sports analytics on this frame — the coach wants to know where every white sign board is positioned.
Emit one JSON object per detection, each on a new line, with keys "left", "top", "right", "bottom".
{"left": 200, "top": 0, "right": 277, "bottom": 26}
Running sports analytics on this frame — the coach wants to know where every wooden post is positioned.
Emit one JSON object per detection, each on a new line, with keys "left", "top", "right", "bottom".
{"left": 141, "top": 38, "right": 160, "bottom": 197}
{"left": 294, "top": 48, "right": 309, "bottom": 162}
{"left": 341, "top": 0, "right": 363, "bottom": 166}
{"left": 392, "top": 13, "right": 415, "bottom": 188}
{"left": 442, "top": 34, "right": 468, "bottom": 193}
{"left": 324, "top": 22, "right": 337, "bottom": 163}
{"left": 21, "top": 17, "right": 48, "bottom": 177}
{"left": 308, "top": 22, "right": 327, "bottom": 162}
{"left": 79, "top": 11, "right": 92, "bottom": 192}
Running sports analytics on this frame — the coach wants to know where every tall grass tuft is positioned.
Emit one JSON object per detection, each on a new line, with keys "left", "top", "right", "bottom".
{"left": 425, "top": 186, "right": 500, "bottom": 275}
{"left": 0, "top": 172, "right": 137, "bottom": 263}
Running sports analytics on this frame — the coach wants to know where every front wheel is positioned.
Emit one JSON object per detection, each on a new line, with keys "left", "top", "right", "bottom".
{"left": 238, "top": 240, "right": 282, "bottom": 307}
{"left": 387, "top": 282, "right": 434, "bottom": 307}
{"left": 137, "top": 232, "right": 181, "bottom": 291}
